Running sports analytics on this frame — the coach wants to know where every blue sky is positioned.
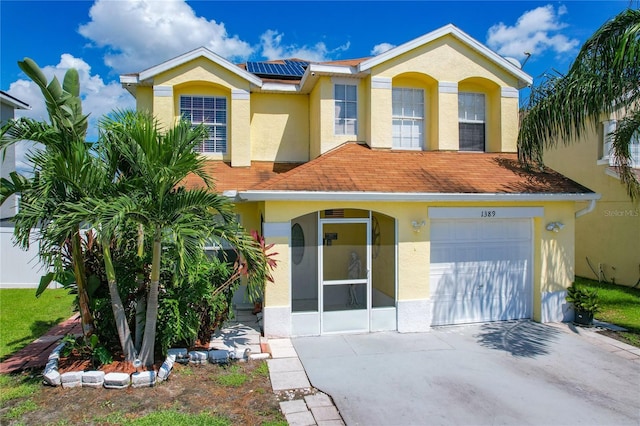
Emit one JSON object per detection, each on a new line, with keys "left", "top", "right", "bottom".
{"left": 0, "top": 0, "right": 632, "bottom": 152}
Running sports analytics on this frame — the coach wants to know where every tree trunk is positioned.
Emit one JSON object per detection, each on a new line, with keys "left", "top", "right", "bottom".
{"left": 134, "top": 293, "right": 146, "bottom": 352}
{"left": 71, "top": 229, "right": 94, "bottom": 339}
{"left": 103, "top": 243, "right": 137, "bottom": 362}
{"left": 134, "top": 223, "right": 146, "bottom": 352}
{"left": 138, "top": 229, "right": 162, "bottom": 367}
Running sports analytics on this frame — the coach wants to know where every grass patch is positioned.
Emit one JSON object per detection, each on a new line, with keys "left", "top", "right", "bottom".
{"left": 214, "top": 364, "right": 248, "bottom": 387}
{"left": 253, "top": 361, "right": 270, "bottom": 378}
{"left": 0, "top": 374, "right": 40, "bottom": 403}
{"left": 120, "top": 409, "right": 231, "bottom": 425}
{"left": 3, "top": 399, "right": 38, "bottom": 419}
{"left": 176, "top": 365, "right": 194, "bottom": 376}
{"left": 0, "top": 288, "right": 75, "bottom": 360}
{"left": 574, "top": 277, "right": 640, "bottom": 347}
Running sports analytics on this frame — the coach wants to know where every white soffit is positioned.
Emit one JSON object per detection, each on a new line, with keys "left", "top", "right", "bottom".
{"left": 359, "top": 24, "right": 533, "bottom": 87}
{"left": 239, "top": 191, "right": 600, "bottom": 202}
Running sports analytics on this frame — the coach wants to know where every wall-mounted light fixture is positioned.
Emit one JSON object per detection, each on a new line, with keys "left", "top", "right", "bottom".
{"left": 412, "top": 220, "right": 426, "bottom": 233}
{"left": 546, "top": 222, "right": 565, "bottom": 233}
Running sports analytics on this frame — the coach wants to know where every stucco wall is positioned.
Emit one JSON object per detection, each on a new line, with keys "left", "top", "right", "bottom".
{"left": 310, "top": 76, "right": 367, "bottom": 157}
{"left": 544, "top": 122, "right": 639, "bottom": 287}
{"left": 250, "top": 93, "right": 309, "bottom": 162}
{"left": 367, "top": 34, "right": 521, "bottom": 153}
{"left": 149, "top": 58, "right": 252, "bottom": 166}
{"left": 252, "top": 199, "right": 577, "bottom": 324}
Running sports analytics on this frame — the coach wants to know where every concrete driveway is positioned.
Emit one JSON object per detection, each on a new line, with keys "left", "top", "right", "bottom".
{"left": 293, "top": 321, "right": 640, "bottom": 425}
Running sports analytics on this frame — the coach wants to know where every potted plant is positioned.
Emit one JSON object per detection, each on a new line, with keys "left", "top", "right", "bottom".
{"left": 566, "top": 283, "right": 600, "bottom": 326}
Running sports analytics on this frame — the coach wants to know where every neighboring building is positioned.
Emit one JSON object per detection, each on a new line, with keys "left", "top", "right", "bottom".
{"left": 121, "top": 24, "right": 599, "bottom": 337}
{"left": 544, "top": 113, "right": 640, "bottom": 287}
{"left": 0, "top": 91, "right": 48, "bottom": 289}
{"left": 0, "top": 90, "right": 29, "bottom": 220}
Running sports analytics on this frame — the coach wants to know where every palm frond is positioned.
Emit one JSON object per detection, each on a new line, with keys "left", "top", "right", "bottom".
{"left": 519, "top": 8, "right": 640, "bottom": 199}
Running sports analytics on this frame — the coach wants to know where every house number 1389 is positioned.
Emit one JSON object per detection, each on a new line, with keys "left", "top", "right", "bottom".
{"left": 481, "top": 210, "right": 496, "bottom": 217}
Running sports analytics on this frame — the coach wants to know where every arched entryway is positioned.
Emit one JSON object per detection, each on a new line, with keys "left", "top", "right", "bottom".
{"left": 290, "top": 209, "right": 396, "bottom": 335}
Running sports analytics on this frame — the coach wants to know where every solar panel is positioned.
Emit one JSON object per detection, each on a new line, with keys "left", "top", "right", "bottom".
{"left": 247, "top": 60, "right": 307, "bottom": 79}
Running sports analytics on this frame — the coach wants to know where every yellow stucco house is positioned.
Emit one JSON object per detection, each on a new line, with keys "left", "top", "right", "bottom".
{"left": 543, "top": 114, "right": 639, "bottom": 287}
{"left": 121, "top": 24, "right": 599, "bottom": 337}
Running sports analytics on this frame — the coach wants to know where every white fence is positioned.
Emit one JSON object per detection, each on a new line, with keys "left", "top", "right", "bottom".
{"left": 0, "top": 226, "right": 51, "bottom": 288}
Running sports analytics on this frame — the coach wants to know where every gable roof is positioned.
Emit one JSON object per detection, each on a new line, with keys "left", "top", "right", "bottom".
{"left": 121, "top": 24, "right": 532, "bottom": 95}
{"left": 184, "top": 143, "right": 596, "bottom": 202}
{"left": 359, "top": 24, "right": 532, "bottom": 88}
{"left": 120, "top": 46, "right": 263, "bottom": 89}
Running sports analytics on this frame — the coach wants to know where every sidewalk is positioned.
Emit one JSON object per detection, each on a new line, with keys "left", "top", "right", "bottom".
{"left": 0, "top": 313, "right": 81, "bottom": 374}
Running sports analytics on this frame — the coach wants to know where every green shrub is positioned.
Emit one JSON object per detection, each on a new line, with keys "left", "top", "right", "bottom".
{"left": 566, "top": 283, "right": 600, "bottom": 314}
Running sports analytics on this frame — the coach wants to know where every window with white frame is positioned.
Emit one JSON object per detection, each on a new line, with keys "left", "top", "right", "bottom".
{"left": 603, "top": 119, "right": 640, "bottom": 168}
{"left": 204, "top": 214, "right": 241, "bottom": 261}
{"left": 334, "top": 84, "right": 357, "bottom": 135}
{"left": 180, "top": 95, "right": 227, "bottom": 153}
{"left": 392, "top": 88, "right": 424, "bottom": 150}
{"left": 602, "top": 120, "right": 617, "bottom": 162}
{"left": 458, "top": 92, "right": 486, "bottom": 151}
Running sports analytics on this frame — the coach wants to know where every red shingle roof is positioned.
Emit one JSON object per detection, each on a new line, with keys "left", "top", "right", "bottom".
{"left": 185, "top": 143, "right": 593, "bottom": 195}
{"left": 184, "top": 161, "right": 302, "bottom": 192}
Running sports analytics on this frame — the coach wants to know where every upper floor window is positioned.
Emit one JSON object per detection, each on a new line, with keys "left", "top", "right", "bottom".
{"left": 334, "top": 84, "right": 357, "bottom": 135}
{"left": 180, "top": 95, "right": 227, "bottom": 153}
{"left": 603, "top": 119, "right": 640, "bottom": 168}
{"left": 459, "top": 92, "right": 485, "bottom": 151}
{"left": 392, "top": 88, "right": 424, "bottom": 150}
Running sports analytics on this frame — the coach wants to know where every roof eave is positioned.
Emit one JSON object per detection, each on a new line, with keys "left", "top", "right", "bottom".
{"left": 298, "top": 63, "right": 368, "bottom": 93}
{"left": 119, "top": 47, "right": 263, "bottom": 94}
{"left": 120, "top": 75, "right": 139, "bottom": 96}
{"left": 237, "top": 191, "right": 601, "bottom": 202}
{"left": 0, "top": 91, "right": 30, "bottom": 110}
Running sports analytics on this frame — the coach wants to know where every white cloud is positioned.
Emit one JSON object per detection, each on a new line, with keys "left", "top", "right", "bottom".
{"left": 7, "top": 54, "right": 135, "bottom": 173}
{"left": 259, "top": 29, "right": 350, "bottom": 62}
{"left": 486, "top": 4, "right": 579, "bottom": 61}
{"left": 78, "top": 0, "right": 254, "bottom": 73}
{"left": 371, "top": 43, "right": 396, "bottom": 56}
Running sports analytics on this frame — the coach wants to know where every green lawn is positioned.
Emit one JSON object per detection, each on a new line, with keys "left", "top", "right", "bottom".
{"left": 0, "top": 288, "right": 76, "bottom": 360}
{"left": 574, "top": 277, "right": 640, "bottom": 347}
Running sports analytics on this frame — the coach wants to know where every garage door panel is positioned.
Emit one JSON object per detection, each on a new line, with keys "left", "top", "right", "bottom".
{"left": 430, "top": 218, "right": 532, "bottom": 326}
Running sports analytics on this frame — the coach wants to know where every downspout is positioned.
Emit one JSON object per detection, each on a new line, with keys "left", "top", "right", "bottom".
{"left": 575, "top": 199, "right": 597, "bottom": 218}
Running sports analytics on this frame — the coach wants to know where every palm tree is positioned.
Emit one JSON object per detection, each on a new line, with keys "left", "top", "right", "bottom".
{"left": 518, "top": 8, "right": 640, "bottom": 200}
{"left": 0, "top": 58, "right": 96, "bottom": 338}
{"left": 99, "top": 110, "right": 271, "bottom": 367}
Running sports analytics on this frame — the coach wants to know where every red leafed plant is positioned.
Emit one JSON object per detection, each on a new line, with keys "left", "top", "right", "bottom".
{"left": 250, "top": 230, "right": 278, "bottom": 283}
{"left": 211, "top": 230, "right": 278, "bottom": 301}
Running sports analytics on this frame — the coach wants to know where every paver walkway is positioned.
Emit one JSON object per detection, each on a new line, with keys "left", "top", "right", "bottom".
{"left": 0, "top": 313, "right": 81, "bottom": 374}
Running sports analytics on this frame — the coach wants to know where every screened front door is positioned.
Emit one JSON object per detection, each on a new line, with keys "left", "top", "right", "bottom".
{"left": 320, "top": 219, "right": 370, "bottom": 333}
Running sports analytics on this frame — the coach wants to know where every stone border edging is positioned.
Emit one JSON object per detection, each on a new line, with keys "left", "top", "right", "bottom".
{"left": 43, "top": 344, "right": 253, "bottom": 389}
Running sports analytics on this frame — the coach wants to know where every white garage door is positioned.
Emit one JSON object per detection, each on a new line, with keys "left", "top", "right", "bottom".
{"left": 430, "top": 218, "right": 532, "bottom": 326}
